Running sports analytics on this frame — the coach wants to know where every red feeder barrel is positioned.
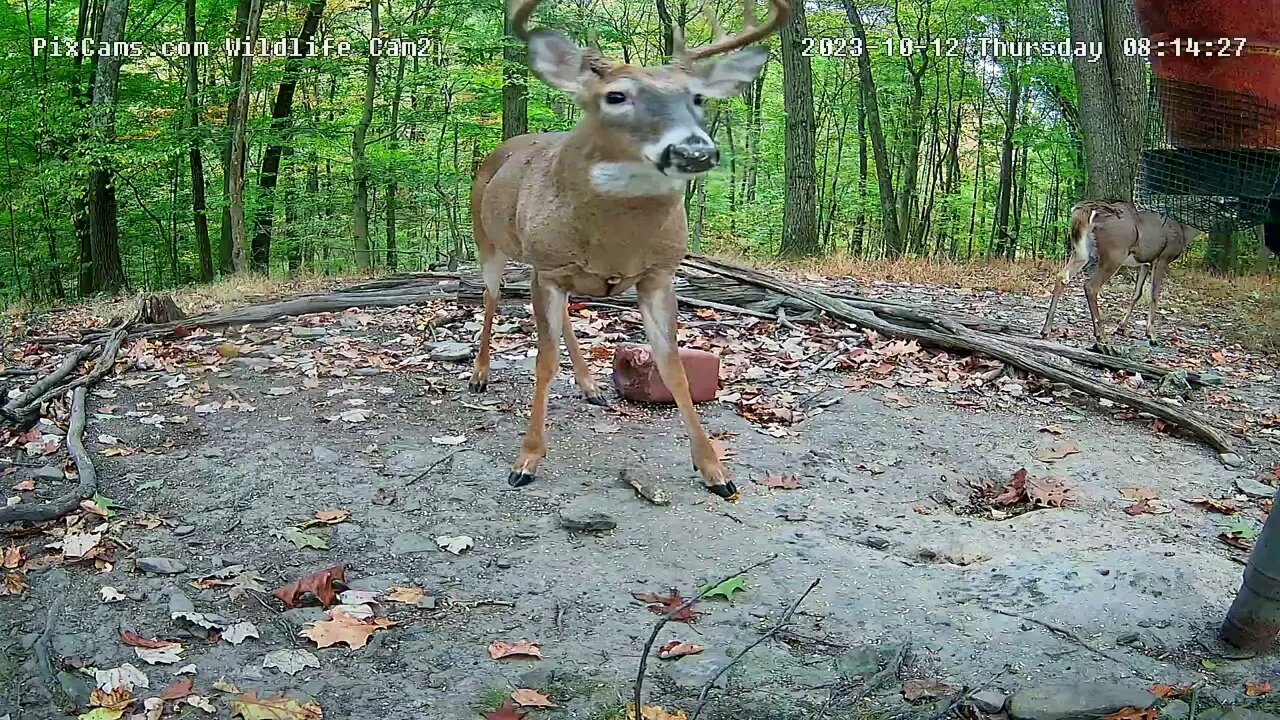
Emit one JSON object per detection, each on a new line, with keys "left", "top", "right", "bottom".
{"left": 1135, "top": 0, "right": 1280, "bottom": 148}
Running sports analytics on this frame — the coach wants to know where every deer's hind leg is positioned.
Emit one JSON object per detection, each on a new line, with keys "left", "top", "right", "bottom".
{"left": 562, "top": 306, "right": 609, "bottom": 406}
{"left": 1041, "top": 254, "right": 1087, "bottom": 338}
{"left": 1145, "top": 258, "right": 1170, "bottom": 344}
{"left": 1115, "top": 263, "right": 1151, "bottom": 337}
{"left": 468, "top": 245, "right": 507, "bottom": 393}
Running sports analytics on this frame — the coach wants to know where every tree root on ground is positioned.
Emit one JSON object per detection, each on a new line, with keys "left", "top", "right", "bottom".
{"left": 0, "top": 387, "right": 97, "bottom": 525}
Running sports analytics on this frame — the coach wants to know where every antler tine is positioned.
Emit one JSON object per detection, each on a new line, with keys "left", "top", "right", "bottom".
{"left": 700, "top": 0, "right": 727, "bottom": 41}
{"left": 683, "top": 0, "right": 787, "bottom": 61}
{"left": 508, "top": 0, "right": 542, "bottom": 41}
{"left": 672, "top": 23, "right": 687, "bottom": 60}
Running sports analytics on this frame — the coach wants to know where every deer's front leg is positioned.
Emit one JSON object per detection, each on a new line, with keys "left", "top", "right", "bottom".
{"left": 635, "top": 273, "right": 737, "bottom": 500}
{"left": 508, "top": 273, "right": 566, "bottom": 487}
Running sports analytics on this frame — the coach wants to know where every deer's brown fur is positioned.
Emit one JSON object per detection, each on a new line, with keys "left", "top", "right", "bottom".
{"left": 1041, "top": 200, "right": 1202, "bottom": 344}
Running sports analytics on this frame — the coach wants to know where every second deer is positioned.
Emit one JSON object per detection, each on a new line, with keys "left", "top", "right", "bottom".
{"left": 1041, "top": 200, "right": 1203, "bottom": 345}
{"left": 467, "top": 0, "right": 787, "bottom": 499}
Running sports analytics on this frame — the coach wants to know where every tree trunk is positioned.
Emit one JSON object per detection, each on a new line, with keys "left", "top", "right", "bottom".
{"left": 897, "top": 72, "right": 926, "bottom": 248}
{"left": 184, "top": 0, "right": 212, "bottom": 282}
{"left": 655, "top": 0, "right": 674, "bottom": 59}
{"left": 249, "top": 0, "right": 325, "bottom": 273}
{"left": 352, "top": 0, "right": 380, "bottom": 271}
{"left": 83, "top": 0, "right": 129, "bottom": 295}
{"left": 227, "top": 0, "right": 263, "bottom": 274}
{"left": 219, "top": 0, "right": 250, "bottom": 273}
{"left": 501, "top": 8, "right": 528, "bottom": 140}
{"left": 777, "top": 0, "right": 818, "bottom": 257}
{"left": 1012, "top": 130, "right": 1030, "bottom": 260}
{"left": 1066, "top": 0, "right": 1147, "bottom": 201}
{"left": 743, "top": 68, "right": 766, "bottom": 204}
{"left": 853, "top": 95, "right": 867, "bottom": 256}
{"left": 386, "top": 54, "right": 406, "bottom": 271}
{"left": 843, "top": 0, "right": 900, "bottom": 256}
{"left": 993, "top": 61, "right": 1021, "bottom": 260}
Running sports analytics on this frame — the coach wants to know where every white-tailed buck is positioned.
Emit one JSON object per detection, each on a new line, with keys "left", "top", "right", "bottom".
{"left": 468, "top": 0, "right": 787, "bottom": 498}
{"left": 1041, "top": 200, "right": 1203, "bottom": 345}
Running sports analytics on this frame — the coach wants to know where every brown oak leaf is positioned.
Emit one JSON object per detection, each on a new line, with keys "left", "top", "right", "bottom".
{"left": 159, "top": 676, "right": 194, "bottom": 700}
{"left": 1100, "top": 708, "right": 1157, "bottom": 720}
{"left": 658, "top": 641, "right": 705, "bottom": 660}
{"left": 1035, "top": 440, "right": 1081, "bottom": 462}
{"left": 1026, "top": 477, "right": 1074, "bottom": 508}
{"left": 300, "top": 610, "right": 393, "bottom": 649}
{"left": 1246, "top": 681, "right": 1273, "bottom": 697}
{"left": 120, "top": 631, "right": 175, "bottom": 649}
{"left": 89, "top": 687, "right": 136, "bottom": 711}
{"left": 631, "top": 588, "right": 700, "bottom": 622}
{"left": 488, "top": 640, "right": 543, "bottom": 660}
{"left": 300, "top": 509, "right": 350, "bottom": 528}
{"left": 1182, "top": 497, "right": 1238, "bottom": 514}
{"left": 1149, "top": 683, "right": 1193, "bottom": 699}
{"left": 482, "top": 700, "right": 527, "bottom": 720}
{"left": 1120, "top": 487, "right": 1158, "bottom": 502}
{"left": 384, "top": 586, "right": 426, "bottom": 604}
{"left": 2, "top": 545, "right": 22, "bottom": 569}
{"left": 992, "top": 468, "right": 1028, "bottom": 506}
{"left": 271, "top": 564, "right": 346, "bottom": 608}
{"left": 511, "top": 688, "right": 555, "bottom": 707}
{"left": 628, "top": 705, "right": 689, "bottom": 720}
{"left": 902, "top": 679, "right": 958, "bottom": 702}
{"left": 229, "top": 692, "right": 324, "bottom": 720}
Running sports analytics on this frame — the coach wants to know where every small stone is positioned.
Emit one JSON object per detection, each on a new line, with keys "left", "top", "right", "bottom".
{"left": 127, "top": 591, "right": 146, "bottom": 602}
{"left": 390, "top": 534, "right": 438, "bottom": 555}
{"left": 1236, "top": 477, "right": 1274, "bottom": 499}
{"left": 1221, "top": 453, "right": 1244, "bottom": 469}
{"left": 1199, "top": 371, "right": 1225, "bottom": 386}
{"left": 518, "top": 665, "right": 554, "bottom": 689}
{"left": 352, "top": 368, "right": 382, "bottom": 376}
{"left": 281, "top": 607, "right": 328, "bottom": 627}
{"left": 496, "top": 560, "right": 513, "bottom": 569}
{"left": 1007, "top": 683, "right": 1158, "bottom": 720}
{"left": 291, "top": 326, "right": 328, "bottom": 338}
{"left": 862, "top": 535, "right": 891, "bottom": 551}
{"left": 969, "top": 690, "right": 1009, "bottom": 714}
{"left": 417, "top": 596, "right": 438, "bottom": 611}
{"left": 1160, "top": 700, "right": 1190, "bottom": 720}
{"left": 199, "top": 447, "right": 225, "bottom": 459}
{"left": 427, "top": 342, "right": 473, "bottom": 362}
{"left": 173, "top": 525, "right": 196, "bottom": 537}
{"left": 136, "top": 557, "right": 188, "bottom": 575}
{"left": 25, "top": 466, "right": 65, "bottom": 481}
{"left": 559, "top": 502, "right": 617, "bottom": 533}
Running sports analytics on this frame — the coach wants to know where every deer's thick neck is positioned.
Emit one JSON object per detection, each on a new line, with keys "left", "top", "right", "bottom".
{"left": 552, "top": 125, "right": 688, "bottom": 205}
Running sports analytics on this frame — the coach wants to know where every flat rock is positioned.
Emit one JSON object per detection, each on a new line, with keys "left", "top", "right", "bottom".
{"left": 1159, "top": 700, "right": 1190, "bottom": 720}
{"left": 136, "top": 557, "right": 188, "bottom": 575}
{"left": 24, "top": 466, "right": 65, "bottom": 481}
{"left": 390, "top": 534, "right": 438, "bottom": 555}
{"left": 1199, "top": 710, "right": 1280, "bottom": 720}
{"left": 559, "top": 502, "right": 617, "bottom": 533}
{"left": 1007, "top": 683, "right": 1157, "bottom": 720}
{"left": 281, "top": 607, "right": 328, "bottom": 627}
{"left": 172, "top": 525, "right": 196, "bottom": 537}
{"left": 1236, "top": 477, "right": 1275, "bottom": 499}
{"left": 1155, "top": 369, "right": 1192, "bottom": 399}
{"left": 291, "top": 326, "right": 328, "bottom": 338}
{"left": 312, "top": 446, "right": 340, "bottom": 464}
{"left": 969, "top": 690, "right": 1009, "bottom": 714}
{"left": 427, "top": 342, "right": 473, "bottom": 362}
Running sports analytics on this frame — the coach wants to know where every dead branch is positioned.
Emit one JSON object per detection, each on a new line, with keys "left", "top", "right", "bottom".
{"left": 3, "top": 319, "right": 133, "bottom": 427}
{"left": 0, "top": 387, "right": 98, "bottom": 525}
{"left": 682, "top": 256, "right": 1239, "bottom": 464}
{"left": 812, "top": 640, "right": 911, "bottom": 718}
{"left": 915, "top": 664, "right": 1012, "bottom": 720}
{"left": 689, "top": 577, "right": 821, "bottom": 720}
{"left": 982, "top": 605, "right": 1131, "bottom": 667}
{"left": 0, "top": 343, "right": 95, "bottom": 423}
{"left": 633, "top": 554, "right": 779, "bottom": 716}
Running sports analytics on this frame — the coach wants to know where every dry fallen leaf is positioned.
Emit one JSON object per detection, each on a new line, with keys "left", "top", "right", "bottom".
{"left": 488, "top": 640, "right": 544, "bottom": 660}
{"left": 301, "top": 508, "right": 350, "bottom": 528}
{"left": 1182, "top": 497, "right": 1238, "bottom": 514}
{"left": 385, "top": 586, "right": 426, "bottom": 604}
{"left": 658, "top": 641, "right": 705, "bottom": 660}
{"left": 229, "top": 692, "right": 324, "bottom": 720}
{"left": 158, "top": 677, "right": 194, "bottom": 701}
{"left": 631, "top": 588, "right": 700, "bottom": 622}
{"left": 902, "top": 678, "right": 959, "bottom": 702}
{"left": 627, "top": 704, "right": 689, "bottom": 720}
{"left": 1026, "top": 477, "right": 1074, "bottom": 508}
{"left": 222, "top": 621, "right": 260, "bottom": 645}
{"left": 1246, "top": 681, "right": 1273, "bottom": 697}
{"left": 436, "top": 535, "right": 474, "bottom": 554}
{"left": 271, "top": 564, "right": 346, "bottom": 608}
{"left": 119, "top": 631, "right": 173, "bottom": 649}
{"left": 1120, "top": 487, "right": 1159, "bottom": 502}
{"left": 511, "top": 688, "right": 555, "bottom": 708}
{"left": 262, "top": 649, "right": 320, "bottom": 676}
{"left": 2, "top": 545, "right": 23, "bottom": 569}
{"left": 1100, "top": 708, "right": 1157, "bottom": 720}
{"left": 1125, "top": 498, "right": 1172, "bottom": 516}
{"left": 1035, "top": 440, "right": 1081, "bottom": 462}
{"left": 300, "top": 610, "right": 394, "bottom": 649}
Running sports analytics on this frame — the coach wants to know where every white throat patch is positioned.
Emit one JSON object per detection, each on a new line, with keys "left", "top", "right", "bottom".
{"left": 588, "top": 162, "right": 689, "bottom": 197}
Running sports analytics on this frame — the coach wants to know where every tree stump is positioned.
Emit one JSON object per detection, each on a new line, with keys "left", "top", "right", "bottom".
{"left": 139, "top": 294, "right": 185, "bottom": 325}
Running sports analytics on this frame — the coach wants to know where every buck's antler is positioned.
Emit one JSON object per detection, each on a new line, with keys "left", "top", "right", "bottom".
{"left": 673, "top": 0, "right": 788, "bottom": 63}
{"left": 509, "top": 0, "right": 614, "bottom": 74}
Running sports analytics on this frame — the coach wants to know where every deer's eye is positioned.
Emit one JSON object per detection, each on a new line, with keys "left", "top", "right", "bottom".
{"left": 693, "top": 93, "right": 706, "bottom": 106}
{"left": 604, "top": 91, "right": 628, "bottom": 105}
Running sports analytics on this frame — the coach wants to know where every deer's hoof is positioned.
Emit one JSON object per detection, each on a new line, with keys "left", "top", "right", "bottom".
{"left": 585, "top": 392, "right": 611, "bottom": 408}
{"left": 468, "top": 380, "right": 488, "bottom": 393}
{"left": 707, "top": 481, "right": 739, "bottom": 501}
{"left": 507, "top": 471, "right": 536, "bottom": 488}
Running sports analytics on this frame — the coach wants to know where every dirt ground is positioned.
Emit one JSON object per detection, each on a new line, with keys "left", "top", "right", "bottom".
{"left": 2, "top": 269, "right": 1279, "bottom": 720}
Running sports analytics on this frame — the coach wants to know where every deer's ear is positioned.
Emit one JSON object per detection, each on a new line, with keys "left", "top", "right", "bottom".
{"left": 527, "top": 29, "right": 603, "bottom": 94}
{"left": 690, "top": 45, "right": 768, "bottom": 98}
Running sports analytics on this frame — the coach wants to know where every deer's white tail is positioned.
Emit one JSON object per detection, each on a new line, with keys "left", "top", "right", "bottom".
{"left": 1070, "top": 208, "right": 1098, "bottom": 264}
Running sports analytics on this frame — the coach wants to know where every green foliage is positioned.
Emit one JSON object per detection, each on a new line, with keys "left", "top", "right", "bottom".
{"left": 6, "top": 0, "right": 1253, "bottom": 306}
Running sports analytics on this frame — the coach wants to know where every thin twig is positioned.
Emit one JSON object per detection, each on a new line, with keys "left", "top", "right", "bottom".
{"left": 0, "top": 387, "right": 97, "bottom": 525}
{"left": 407, "top": 449, "right": 463, "bottom": 485}
{"left": 827, "top": 640, "right": 911, "bottom": 715}
{"left": 32, "top": 572, "right": 68, "bottom": 689}
{"left": 920, "top": 664, "right": 1012, "bottom": 720}
{"left": 689, "top": 577, "right": 822, "bottom": 720}
{"left": 633, "top": 554, "right": 779, "bottom": 716}
{"left": 983, "top": 605, "right": 1130, "bottom": 666}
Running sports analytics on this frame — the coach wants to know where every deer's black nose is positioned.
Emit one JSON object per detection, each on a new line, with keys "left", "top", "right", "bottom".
{"left": 664, "top": 138, "right": 719, "bottom": 174}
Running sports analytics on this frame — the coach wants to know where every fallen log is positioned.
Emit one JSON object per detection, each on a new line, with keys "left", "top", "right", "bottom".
{"left": 683, "top": 255, "right": 1240, "bottom": 465}
{"left": 0, "top": 387, "right": 97, "bottom": 525}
